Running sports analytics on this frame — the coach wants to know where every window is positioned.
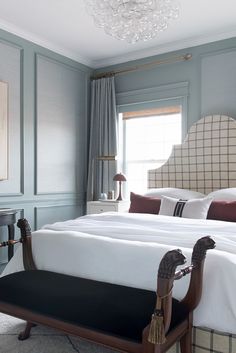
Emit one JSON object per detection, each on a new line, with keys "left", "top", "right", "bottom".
{"left": 120, "top": 106, "right": 182, "bottom": 195}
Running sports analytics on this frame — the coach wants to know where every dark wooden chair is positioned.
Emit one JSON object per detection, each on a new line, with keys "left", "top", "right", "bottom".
{"left": 0, "top": 218, "right": 215, "bottom": 353}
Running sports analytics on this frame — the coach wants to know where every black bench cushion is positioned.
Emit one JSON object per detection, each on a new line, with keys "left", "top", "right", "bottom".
{"left": 0, "top": 270, "right": 189, "bottom": 342}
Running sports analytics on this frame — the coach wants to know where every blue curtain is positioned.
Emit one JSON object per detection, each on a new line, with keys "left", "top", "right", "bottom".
{"left": 87, "top": 76, "right": 118, "bottom": 201}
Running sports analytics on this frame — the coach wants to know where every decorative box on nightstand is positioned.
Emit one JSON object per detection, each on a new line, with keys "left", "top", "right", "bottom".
{"left": 86, "top": 200, "right": 129, "bottom": 215}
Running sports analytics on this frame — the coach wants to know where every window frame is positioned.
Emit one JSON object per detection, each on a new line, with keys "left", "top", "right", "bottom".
{"left": 120, "top": 108, "right": 182, "bottom": 194}
{"left": 116, "top": 82, "right": 188, "bottom": 194}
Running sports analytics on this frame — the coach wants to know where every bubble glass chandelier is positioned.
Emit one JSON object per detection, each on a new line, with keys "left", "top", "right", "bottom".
{"left": 86, "top": 0, "right": 180, "bottom": 44}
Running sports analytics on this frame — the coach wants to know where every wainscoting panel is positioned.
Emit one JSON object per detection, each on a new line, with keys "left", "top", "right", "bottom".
{"left": 36, "top": 55, "right": 86, "bottom": 195}
{"left": 35, "top": 204, "right": 83, "bottom": 229}
{"left": 0, "top": 40, "right": 22, "bottom": 196}
{"left": 201, "top": 49, "right": 236, "bottom": 117}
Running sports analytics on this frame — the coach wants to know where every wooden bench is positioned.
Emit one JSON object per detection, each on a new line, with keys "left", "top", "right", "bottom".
{"left": 0, "top": 219, "right": 215, "bottom": 353}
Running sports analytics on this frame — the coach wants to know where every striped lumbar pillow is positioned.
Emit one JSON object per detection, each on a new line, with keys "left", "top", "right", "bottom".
{"left": 159, "top": 195, "right": 213, "bottom": 219}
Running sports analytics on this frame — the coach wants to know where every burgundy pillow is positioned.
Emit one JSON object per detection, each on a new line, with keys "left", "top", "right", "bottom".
{"left": 129, "top": 192, "right": 161, "bottom": 214}
{"left": 207, "top": 200, "right": 236, "bottom": 222}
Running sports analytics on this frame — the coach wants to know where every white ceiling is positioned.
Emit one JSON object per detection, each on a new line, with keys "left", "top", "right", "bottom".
{"left": 0, "top": 0, "right": 235, "bottom": 68}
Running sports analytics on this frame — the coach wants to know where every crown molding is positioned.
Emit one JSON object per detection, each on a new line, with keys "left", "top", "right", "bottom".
{"left": 0, "top": 16, "right": 236, "bottom": 70}
{"left": 91, "top": 29, "right": 236, "bottom": 68}
{"left": 0, "top": 18, "right": 93, "bottom": 68}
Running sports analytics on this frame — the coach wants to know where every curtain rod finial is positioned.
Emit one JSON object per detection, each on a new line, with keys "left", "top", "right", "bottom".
{"left": 184, "top": 53, "right": 192, "bottom": 61}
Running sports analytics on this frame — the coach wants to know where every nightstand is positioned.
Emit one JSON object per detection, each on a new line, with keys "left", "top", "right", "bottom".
{"left": 87, "top": 200, "right": 129, "bottom": 215}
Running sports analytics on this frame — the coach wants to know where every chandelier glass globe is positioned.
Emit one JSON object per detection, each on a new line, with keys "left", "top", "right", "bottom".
{"left": 86, "top": 0, "right": 180, "bottom": 44}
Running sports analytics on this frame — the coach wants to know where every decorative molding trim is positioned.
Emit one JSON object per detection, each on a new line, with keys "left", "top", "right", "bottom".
{"left": 34, "top": 203, "right": 84, "bottom": 229}
{"left": 19, "top": 47, "right": 24, "bottom": 195}
{"left": 33, "top": 201, "right": 84, "bottom": 210}
{"left": 117, "top": 81, "right": 189, "bottom": 107}
{"left": 0, "top": 194, "right": 85, "bottom": 206}
{"left": 35, "top": 202, "right": 83, "bottom": 210}
{"left": 92, "top": 29, "right": 236, "bottom": 68}
{"left": 34, "top": 53, "right": 38, "bottom": 196}
{"left": 199, "top": 47, "right": 236, "bottom": 118}
{"left": 0, "top": 18, "right": 93, "bottom": 68}
{"left": 35, "top": 191, "right": 76, "bottom": 196}
{"left": 117, "top": 81, "right": 188, "bottom": 98}
{"left": 0, "top": 36, "right": 24, "bottom": 50}
{"left": 0, "top": 192, "right": 23, "bottom": 198}
{"left": 1, "top": 17, "right": 236, "bottom": 68}
{"left": 199, "top": 46, "right": 236, "bottom": 60}
{"left": 34, "top": 53, "right": 86, "bottom": 196}
{"left": 35, "top": 53, "right": 90, "bottom": 75}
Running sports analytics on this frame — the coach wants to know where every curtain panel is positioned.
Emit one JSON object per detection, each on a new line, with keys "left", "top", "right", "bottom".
{"left": 87, "top": 76, "right": 118, "bottom": 201}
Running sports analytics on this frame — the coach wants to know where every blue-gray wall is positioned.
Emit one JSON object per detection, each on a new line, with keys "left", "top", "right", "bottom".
{"left": 1, "top": 27, "right": 236, "bottom": 263}
{"left": 97, "top": 37, "right": 236, "bottom": 138}
{"left": 0, "top": 29, "right": 92, "bottom": 263}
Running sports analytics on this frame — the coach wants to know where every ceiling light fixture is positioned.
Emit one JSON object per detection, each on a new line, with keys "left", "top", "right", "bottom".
{"left": 86, "top": 0, "right": 179, "bottom": 44}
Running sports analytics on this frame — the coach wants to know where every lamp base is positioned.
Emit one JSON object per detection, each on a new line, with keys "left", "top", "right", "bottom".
{"left": 116, "top": 181, "right": 123, "bottom": 201}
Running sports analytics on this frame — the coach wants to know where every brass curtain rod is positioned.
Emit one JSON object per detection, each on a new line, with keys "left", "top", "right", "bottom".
{"left": 91, "top": 53, "right": 192, "bottom": 80}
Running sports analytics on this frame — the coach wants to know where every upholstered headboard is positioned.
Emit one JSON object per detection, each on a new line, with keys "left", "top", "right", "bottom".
{"left": 148, "top": 115, "right": 236, "bottom": 194}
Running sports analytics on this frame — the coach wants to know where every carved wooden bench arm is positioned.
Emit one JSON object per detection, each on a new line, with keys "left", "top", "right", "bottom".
{"left": 147, "top": 248, "right": 187, "bottom": 345}
{"left": 0, "top": 218, "right": 36, "bottom": 271}
{"left": 181, "top": 236, "right": 215, "bottom": 311}
{"left": 147, "top": 236, "right": 215, "bottom": 346}
{"left": 17, "top": 219, "right": 37, "bottom": 270}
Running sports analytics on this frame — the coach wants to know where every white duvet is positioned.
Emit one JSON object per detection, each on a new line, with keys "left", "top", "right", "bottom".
{"left": 3, "top": 212, "right": 236, "bottom": 334}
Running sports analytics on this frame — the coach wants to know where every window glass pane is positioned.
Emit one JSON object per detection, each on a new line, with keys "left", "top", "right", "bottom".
{"left": 123, "top": 112, "right": 181, "bottom": 195}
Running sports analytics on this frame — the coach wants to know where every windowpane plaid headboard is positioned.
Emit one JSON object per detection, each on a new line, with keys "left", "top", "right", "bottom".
{"left": 148, "top": 115, "right": 236, "bottom": 194}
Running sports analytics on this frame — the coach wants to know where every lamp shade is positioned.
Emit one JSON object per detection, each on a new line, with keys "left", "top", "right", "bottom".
{"left": 113, "top": 173, "right": 127, "bottom": 182}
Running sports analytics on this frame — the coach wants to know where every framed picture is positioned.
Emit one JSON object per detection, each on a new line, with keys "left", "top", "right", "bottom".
{"left": 0, "top": 81, "right": 8, "bottom": 181}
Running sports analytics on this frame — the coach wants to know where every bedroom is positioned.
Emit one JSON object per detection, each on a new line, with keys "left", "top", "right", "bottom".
{"left": 0, "top": 1, "right": 236, "bottom": 352}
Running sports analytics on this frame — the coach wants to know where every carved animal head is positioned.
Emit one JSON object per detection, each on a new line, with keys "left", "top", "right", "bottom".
{"left": 17, "top": 218, "right": 32, "bottom": 238}
{"left": 192, "top": 236, "right": 215, "bottom": 266}
{"left": 158, "top": 249, "right": 186, "bottom": 279}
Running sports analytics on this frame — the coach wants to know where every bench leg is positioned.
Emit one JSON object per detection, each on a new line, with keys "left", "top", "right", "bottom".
{"left": 180, "top": 330, "right": 192, "bottom": 353}
{"left": 180, "top": 313, "right": 192, "bottom": 353}
{"left": 18, "top": 322, "right": 36, "bottom": 340}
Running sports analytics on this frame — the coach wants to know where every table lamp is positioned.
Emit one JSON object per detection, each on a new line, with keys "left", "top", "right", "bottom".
{"left": 113, "top": 172, "right": 127, "bottom": 201}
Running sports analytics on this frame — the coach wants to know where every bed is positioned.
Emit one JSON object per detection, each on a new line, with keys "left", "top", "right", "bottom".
{"left": 146, "top": 114, "right": 236, "bottom": 353}
{"left": 2, "top": 114, "right": 236, "bottom": 353}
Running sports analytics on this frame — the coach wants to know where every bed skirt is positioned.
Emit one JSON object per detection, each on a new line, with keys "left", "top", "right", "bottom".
{"left": 166, "top": 326, "right": 236, "bottom": 353}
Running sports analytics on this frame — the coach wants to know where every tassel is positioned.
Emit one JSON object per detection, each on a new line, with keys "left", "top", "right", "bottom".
{"left": 148, "top": 296, "right": 166, "bottom": 345}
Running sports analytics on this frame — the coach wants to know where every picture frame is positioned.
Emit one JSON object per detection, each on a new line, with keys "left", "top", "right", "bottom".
{"left": 0, "top": 81, "right": 8, "bottom": 181}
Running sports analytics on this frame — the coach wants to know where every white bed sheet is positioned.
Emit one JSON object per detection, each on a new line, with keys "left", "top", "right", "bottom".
{"left": 3, "top": 212, "right": 236, "bottom": 334}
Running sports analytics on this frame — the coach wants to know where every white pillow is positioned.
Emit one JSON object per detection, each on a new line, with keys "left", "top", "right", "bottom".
{"left": 208, "top": 188, "right": 236, "bottom": 201}
{"left": 159, "top": 195, "right": 213, "bottom": 219}
{"left": 144, "top": 188, "right": 205, "bottom": 200}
